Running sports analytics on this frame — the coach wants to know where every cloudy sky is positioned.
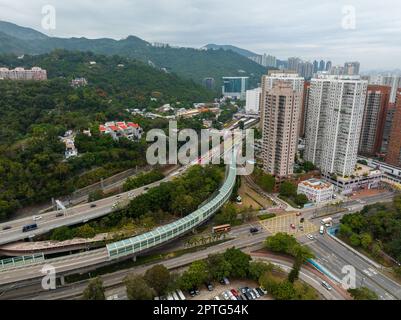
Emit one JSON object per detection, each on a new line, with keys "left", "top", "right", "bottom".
{"left": 1, "top": 0, "right": 401, "bottom": 71}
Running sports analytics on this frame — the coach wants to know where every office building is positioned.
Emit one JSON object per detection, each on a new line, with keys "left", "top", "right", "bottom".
{"left": 386, "top": 89, "right": 401, "bottom": 167}
{"left": 245, "top": 88, "right": 262, "bottom": 115}
{"left": 288, "top": 58, "right": 302, "bottom": 72}
{"left": 222, "top": 77, "right": 249, "bottom": 100}
{"left": 313, "top": 60, "right": 319, "bottom": 73}
{"left": 305, "top": 75, "right": 368, "bottom": 177}
{"left": 325, "top": 61, "right": 332, "bottom": 72}
{"left": 261, "top": 81, "right": 302, "bottom": 177}
{"left": 359, "top": 85, "right": 391, "bottom": 156}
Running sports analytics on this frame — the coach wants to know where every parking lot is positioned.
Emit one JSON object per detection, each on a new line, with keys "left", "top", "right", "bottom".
{"left": 259, "top": 212, "right": 319, "bottom": 238}
{"left": 190, "top": 279, "right": 272, "bottom": 301}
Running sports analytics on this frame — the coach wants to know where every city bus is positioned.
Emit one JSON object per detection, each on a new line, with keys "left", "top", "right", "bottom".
{"left": 213, "top": 224, "right": 231, "bottom": 234}
{"left": 22, "top": 223, "right": 38, "bottom": 233}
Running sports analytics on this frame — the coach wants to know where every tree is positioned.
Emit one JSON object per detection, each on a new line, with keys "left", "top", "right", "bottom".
{"left": 265, "top": 233, "right": 298, "bottom": 254}
{"left": 223, "top": 248, "right": 251, "bottom": 279}
{"left": 214, "top": 203, "right": 238, "bottom": 225}
{"left": 279, "top": 182, "right": 297, "bottom": 198}
{"left": 125, "top": 274, "right": 156, "bottom": 300}
{"left": 295, "top": 194, "right": 309, "bottom": 207}
{"left": 82, "top": 277, "right": 105, "bottom": 300}
{"left": 360, "top": 233, "right": 373, "bottom": 250}
{"left": 179, "top": 260, "right": 209, "bottom": 290}
{"left": 348, "top": 287, "right": 378, "bottom": 300}
{"left": 207, "top": 253, "right": 232, "bottom": 281}
{"left": 144, "top": 265, "right": 172, "bottom": 296}
{"left": 248, "top": 261, "right": 274, "bottom": 281}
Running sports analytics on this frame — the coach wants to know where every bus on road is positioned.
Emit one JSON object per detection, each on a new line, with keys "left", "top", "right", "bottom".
{"left": 213, "top": 224, "right": 231, "bottom": 234}
{"left": 22, "top": 223, "right": 38, "bottom": 233}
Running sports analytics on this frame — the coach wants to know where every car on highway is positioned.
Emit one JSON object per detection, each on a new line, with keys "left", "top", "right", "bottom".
{"left": 250, "top": 227, "right": 259, "bottom": 234}
{"left": 32, "top": 215, "right": 42, "bottom": 221}
{"left": 307, "top": 234, "right": 315, "bottom": 240}
{"left": 22, "top": 223, "right": 38, "bottom": 233}
{"left": 56, "top": 212, "right": 65, "bottom": 218}
{"left": 90, "top": 204, "right": 97, "bottom": 208}
{"left": 322, "top": 281, "right": 332, "bottom": 291}
{"left": 290, "top": 224, "right": 296, "bottom": 230}
{"left": 2, "top": 226, "right": 12, "bottom": 231}
{"left": 144, "top": 187, "right": 149, "bottom": 191}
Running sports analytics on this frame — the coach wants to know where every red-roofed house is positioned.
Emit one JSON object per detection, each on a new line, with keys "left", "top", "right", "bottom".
{"left": 100, "top": 121, "right": 143, "bottom": 141}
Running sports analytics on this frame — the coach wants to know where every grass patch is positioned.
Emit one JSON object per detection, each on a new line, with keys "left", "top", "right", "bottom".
{"left": 258, "top": 213, "right": 277, "bottom": 221}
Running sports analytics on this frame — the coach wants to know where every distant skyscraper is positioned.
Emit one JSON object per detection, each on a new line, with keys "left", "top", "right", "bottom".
{"left": 313, "top": 60, "right": 319, "bottom": 73}
{"left": 305, "top": 75, "right": 368, "bottom": 177}
{"left": 203, "top": 77, "right": 215, "bottom": 90}
{"left": 359, "top": 85, "right": 391, "bottom": 156}
{"left": 386, "top": 89, "right": 401, "bottom": 167}
{"left": 245, "top": 88, "right": 262, "bottom": 115}
{"left": 261, "top": 81, "right": 303, "bottom": 177}
{"left": 222, "top": 77, "right": 249, "bottom": 100}
{"left": 288, "top": 57, "right": 301, "bottom": 72}
{"left": 319, "top": 60, "right": 325, "bottom": 71}
{"left": 325, "top": 61, "right": 332, "bottom": 71}
{"left": 344, "top": 62, "right": 361, "bottom": 75}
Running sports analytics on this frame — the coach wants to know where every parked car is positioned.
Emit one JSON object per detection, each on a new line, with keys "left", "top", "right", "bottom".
{"left": 252, "top": 289, "right": 260, "bottom": 298}
{"left": 213, "top": 296, "right": 220, "bottom": 300}
{"left": 260, "top": 286, "right": 268, "bottom": 295}
{"left": 244, "top": 292, "right": 253, "bottom": 300}
{"left": 223, "top": 277, "right": 230, "bottom": 285}
{"left": 222, "top": 291, "right": 230, "bottom": 300}
{"left": 307, "top": 234, "right": 315, "bottom": 240}
{"left": 205, "top": 282, "right": 214, "bottom": 292}
{"left": 231, "top": 289, "right": 239, "bottom": 297}
{"left": 188, "top": 289, "right": 196, "bottom": 297}
{"left": 256, "top": 288, "right": 264, "bottom": 296}
{"left": 194, "top": 287, "right": 200, "bottom": 295}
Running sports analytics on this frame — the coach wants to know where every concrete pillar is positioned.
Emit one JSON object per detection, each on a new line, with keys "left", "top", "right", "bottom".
{"left": 60, "top": 276, "right": 65, "bottom": 286}
{"left": 132, "top": 256, "right": 137, "bottom": 262}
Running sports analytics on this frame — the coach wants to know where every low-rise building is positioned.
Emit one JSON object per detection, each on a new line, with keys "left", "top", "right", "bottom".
{"left": 99, "top": 121, "right": 143, "bottom": 141}
{"left": 0, "top": 67, "right": 47, "bottom": 81}
{"left": 322, "top": 164, "right": 383, "bottom": 195}
{"left": 71, "top": 78, "right": 88, "bottom": 88}
{"left": 297, "top": 179, "right": 334, "bottom": 203}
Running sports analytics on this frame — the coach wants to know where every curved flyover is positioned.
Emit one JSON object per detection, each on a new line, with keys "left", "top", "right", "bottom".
{"left": 106, "top": 160, "right": 237, "bottom": 259}
{"left": 0, "top": 156, "right": 238, "bottom": 285}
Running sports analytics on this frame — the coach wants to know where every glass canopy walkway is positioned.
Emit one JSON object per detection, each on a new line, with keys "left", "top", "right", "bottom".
{"left": 107, "top": 161, "right": 237, "bottom": 259}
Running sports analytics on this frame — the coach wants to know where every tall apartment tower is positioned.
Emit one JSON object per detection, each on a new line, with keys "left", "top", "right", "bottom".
{"left": 305, "top": 75, "right": 368, "bottom": 177}
{"left": 261, "top": 81, "right": 303, "bottom": 177}
{"left": 260, "top": 71, "right": 305, "bottom": 130}
{"left": 386, "top": 89, "right": 401, "bottom": 167}
{"left": 344, "top": 62, "right": 361, "bottom": 75}
{"left": 299, "top": 81, "right": 311, "bottom": 138}
{"left": 359, "top": 85, "right": 391, "bottom": 156}
{"left": 381, "top": 103, "right": 397, "bottom": 154}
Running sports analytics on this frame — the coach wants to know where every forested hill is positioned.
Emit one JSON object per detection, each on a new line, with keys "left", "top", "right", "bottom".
{"left": 0, "top": 21, "right": 268, "bottom": 88}
{"left": 0, "top": 50, "right": 214, "bottom": 220}
{"left": 0, "top": 50, "right": 215, "bottom": 143}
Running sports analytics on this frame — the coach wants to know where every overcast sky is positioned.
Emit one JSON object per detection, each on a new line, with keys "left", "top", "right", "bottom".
{"left": 1, "top": 0, "right": 401, "bottom": 71}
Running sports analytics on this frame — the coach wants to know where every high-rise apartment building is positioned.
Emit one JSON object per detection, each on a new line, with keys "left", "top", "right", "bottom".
{"left": 0, "top": 67, "right": 47, "bottom": 81}
{"left": 261, "top": 81, "right": 302, "bottom": 177}
{"left": 313, "top": 60, "right": 319, "bottom": 73}
{"left": 344, "top": 62, "right": 361, "bottom": 75}
{"left": 305, "top": 75, "right": 368, "bottom": 177}
{"left": 299, "top": 81, "right": 311, "bottom": 138}
{"left": 359, "top": 85, "right": 391, "bottom": 156}
{"left": 288, "top": 58, "right": 301, "bottom": 72}
{"left": 381, "top": 103, "right": 396, "bottom": 154}
{"left": 260, "top": 71, "right": 305, "bottom": 130}
{"left": 245, "top": 88, "right": 262, "bottom": 115}
{"left": 203, "top": 77, "right": 215, "bottom": 90}
{"left": 325, "top": 61, "right": 332, "bottom": 72}
{"left": 386, "top": 89, "right": 401, "bottom": 167}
